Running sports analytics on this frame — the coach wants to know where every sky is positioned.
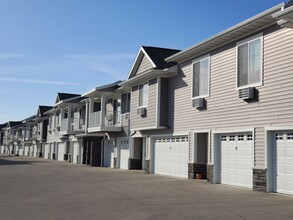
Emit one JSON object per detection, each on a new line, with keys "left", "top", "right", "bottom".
{"left": 0, "top": 0, "right": 287, "bottom": 123}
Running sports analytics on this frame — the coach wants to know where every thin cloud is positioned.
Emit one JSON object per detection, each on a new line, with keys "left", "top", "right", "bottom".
{"left": 0, "top": 77, "right": 78, "bottom": 85}
{"left": 67, "top": 53, "right": 135, "bottom": 76}
{"left": 0, "top": 53, "right": 27, "bottom": 59}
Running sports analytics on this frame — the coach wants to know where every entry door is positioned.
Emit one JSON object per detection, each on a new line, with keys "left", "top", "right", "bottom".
{"left": 104, "top": 139, "right": 115, "bottom": 167}
{"left": 221, "top": 133, "right": 253, "bottom": 188}
{"left": 119, "top": 138, "right": 129, "bottom": 169}
{"left": 274, "top": 132, "right": 293, "bottom": 195}
{"left": 154, "top": 136, "right": 189, "bottom": 178}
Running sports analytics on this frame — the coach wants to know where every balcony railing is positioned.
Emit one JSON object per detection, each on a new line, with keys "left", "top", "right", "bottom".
{"left": 89, "top": 112, "right": 101, "bottom": 128}
{"left": 60, "top": 118, "right": 85, "bottom": 132}
{"left": 89, "top": 111, "right": 121, "bottom": 128}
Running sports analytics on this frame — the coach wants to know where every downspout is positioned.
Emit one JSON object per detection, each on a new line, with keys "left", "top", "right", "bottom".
{"left": 101, "top": 132, "right": 111, "bottom": 166}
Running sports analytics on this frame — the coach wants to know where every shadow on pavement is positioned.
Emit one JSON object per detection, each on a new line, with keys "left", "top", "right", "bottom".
{"left": 0, "top": 157, "right": 46, "bottom": 166}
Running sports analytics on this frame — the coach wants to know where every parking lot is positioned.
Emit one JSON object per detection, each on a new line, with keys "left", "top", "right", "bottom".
{"left": 0, "top": 155, "right": 293, "bottom": 220}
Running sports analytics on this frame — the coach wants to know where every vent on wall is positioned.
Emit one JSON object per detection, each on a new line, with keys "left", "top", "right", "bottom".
{"left": 192, "top": 98, "right": 204, "bottom": 108}
{"left": 239, "top": 87, "right": 254, "bottom": 100}
{"left": 137, "top": 107, "right": 146, "bottom": 116}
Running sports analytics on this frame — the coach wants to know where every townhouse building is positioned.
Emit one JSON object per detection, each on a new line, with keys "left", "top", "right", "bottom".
{"left": 0, "top": 123, "right": 8, "bottom": 154}
{"left": 32, "top": 105, "right": 53, "bottom": 157}
{"left": 80, "top": 81, "right": 131, "bottom": 169}
{"left": 1, "top": 1, "right": 293, "bottom": 196}
{"left": 22, "top": 115, "right": 36, "bottom": 157}
{"left": 119, "top": 2, "right": 293, "bottom": 195}
{"left": 44, "top": 93, "right": 84, "bottom": 162}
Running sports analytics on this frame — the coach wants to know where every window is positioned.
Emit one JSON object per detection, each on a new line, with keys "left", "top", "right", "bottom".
{"left": 237, "top": 34, "right": 262, "bottom": 88}
{"left": 138, "top": 83, "right": 148, "bottom": 107}
{"left": 192, "top": 55, "right": 210, "bottom": 98}
{"left": 113, "top": 99, "right": 121, "bottom": 124}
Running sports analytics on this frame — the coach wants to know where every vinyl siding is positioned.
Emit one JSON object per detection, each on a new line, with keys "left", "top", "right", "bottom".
{"left": 160, "top": 78, "right": 168, "bottom": 127}
{"left": 167, "top": 26, "right": 293, "bottom": 168}
{"left": 131, "top": 78, "right": 157, "bottom": 129}
{"left": 136, "top": 55, "right": 153, "bottom": 75}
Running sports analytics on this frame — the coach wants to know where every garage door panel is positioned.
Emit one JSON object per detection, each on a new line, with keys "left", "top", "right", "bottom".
{"left": 221, "top": 133, "right": 253, "bottom": 188}
{"left": 154, "top": 136, "right": 188, "bottom": 178}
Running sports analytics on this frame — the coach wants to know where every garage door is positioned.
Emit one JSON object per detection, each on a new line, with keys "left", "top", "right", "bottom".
{"left": 119, "top": 138, "right": 129, "bottom": 169}
{"left": 44, "top": 144, "right": 50, "bottom": 159}
{"left": 33, "top": 145, "right": 37, "bottom": 157}
{"left": 72, "top": 142, "right": 79, "bottom": 164}
{"left": 154, "top": 136, "right": 189, "bottom": 178}
{"left": 57, "top": 143, "right": 65, "bottom": 161}
{"left": 104, "top": 139, "right": 114, "bottom": 167}
{"left": 221, "top": 133, "right": 253, "bottom": 188}
{"left": 274, "top": 132, "right": 293, "bottom": 195}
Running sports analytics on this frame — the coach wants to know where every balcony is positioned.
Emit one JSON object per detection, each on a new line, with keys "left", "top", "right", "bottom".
{"left": 88, "top": 111, "right": 122, "bottom": 132}
{"left": 59, "top": 117, "right": 85, "bottom": 135}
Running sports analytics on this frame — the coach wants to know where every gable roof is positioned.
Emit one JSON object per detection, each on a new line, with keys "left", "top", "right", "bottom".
{"left": 166, "top": 3, "right": 285, "bottom": 63}
{"left": 82, "top": 81, "right": 122, "bottom": 97}
{"left": 55, "top": 93, "right": 81, "bottom": 104}
{"left": 37, "top": 105, "right": 53, "bottom": 118}
{"left": 0, "top": 123, "right": 8, "bottom": 129}
{"left": 7, "top": 121, "right": 23, "bottom": 129}
{"left": 127, "top": 46, "right": 180, "bottom": 79}
{"left": 22, "top": 115, "right": 36, "bottom": 123}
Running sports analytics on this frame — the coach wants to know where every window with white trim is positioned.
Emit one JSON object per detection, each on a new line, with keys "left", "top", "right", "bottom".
{"left": 138, "top": 83, "right": 148, "bottom": 107}
{"left": 192, "top": 55, "right": 210, "bottom": 98}
{"left": 237, "top": 34, "right": 263, "bottom": 88}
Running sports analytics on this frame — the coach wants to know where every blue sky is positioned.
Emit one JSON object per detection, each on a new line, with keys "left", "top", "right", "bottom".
{"left": 0, "top": 0, "right": 285, "bottom": 123}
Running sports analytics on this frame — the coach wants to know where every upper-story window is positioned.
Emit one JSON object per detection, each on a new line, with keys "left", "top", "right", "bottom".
{"left": 138, "top": 83, "right": 148, "bottom": 107}
{"left": 192, "top": 55, "right": 210, "bottom": 98}
{"left": 237, "top": 33, "right": 263, "bottom": 89}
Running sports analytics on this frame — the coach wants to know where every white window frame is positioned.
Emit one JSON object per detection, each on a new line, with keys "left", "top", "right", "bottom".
{"left": 236, "top": 33, "right": 263, "bottom": 90}
{"left": 191, "top": 54, "right": 210, "bottom": 99}
{"left": 138, "top": 82, "right": 149, "bottom": 108}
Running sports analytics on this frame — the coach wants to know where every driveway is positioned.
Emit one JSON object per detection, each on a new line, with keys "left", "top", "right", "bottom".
{"left": 0, "top": 155, "right": 293, "bottom": 220}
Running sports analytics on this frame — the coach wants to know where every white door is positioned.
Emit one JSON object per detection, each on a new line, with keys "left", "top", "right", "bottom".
{"left": 220, "top": 133, "right": 253, "bottom": 188}
{"left": 44, "top": 144, "right": 50, "bottom": 159}
{"left": 73, "top": 142, "right": 79, "bottom": 164}
{"left": 119, "top": 138, "right": 129, "bottom": 169}
{"left": 103, "top": 139, "right": 114, "bottom": 167}
{"left": 154, "top": 136, "right": 189, "bottom": 178}
{"left": 57, "top": 143, "right": 65, "bottom": 161}
{"left": 33, "top": 145, "right": 37, "bottom": 157}
{"left": 274, "top": 132, "right": 293, "bottom": 195}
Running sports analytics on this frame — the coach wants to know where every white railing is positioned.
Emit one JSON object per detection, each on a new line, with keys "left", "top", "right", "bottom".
{"left": 72, "top": 118, "right": 85, "bottom": 131}
{"left": 90, "top": 111, "right": 101, "bottom": 127}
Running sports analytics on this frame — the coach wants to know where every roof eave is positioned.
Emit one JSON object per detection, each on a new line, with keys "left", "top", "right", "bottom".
{"left": 165, "top": 3, "right": 286, "bottom": 63}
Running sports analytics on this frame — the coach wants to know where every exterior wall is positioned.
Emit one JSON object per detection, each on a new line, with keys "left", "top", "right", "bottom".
{"left": 136, "top": 55, "right": 153, "bottom": 75}
{"left": 131, "top": 78, "right": 157, "bottom": 129}
{"left": 160, "top": 78, "right": 168, "bottom": 127}
{"left": 167, "top": 26, "right": 293, "bottom": 169}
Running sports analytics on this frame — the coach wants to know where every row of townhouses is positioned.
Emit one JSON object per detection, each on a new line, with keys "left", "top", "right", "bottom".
{"left": 1, "top": 2, "right": 293, "bottom": 196}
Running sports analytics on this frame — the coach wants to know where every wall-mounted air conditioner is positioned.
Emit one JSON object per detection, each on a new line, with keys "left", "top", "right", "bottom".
{"left": 192, "top": 98, "right": 204, "bottom": 108}
{"left": 239, "top": 87, "right": 254, "bottom": 100}
{"left": 137, "top": 107, "right": 146, "bottom": 116}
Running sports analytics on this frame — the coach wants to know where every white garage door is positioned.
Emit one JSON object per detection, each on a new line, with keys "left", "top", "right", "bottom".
{"left": 44, "top": 144, "right": 50, "bottom": 159}
{"left": 24, "top": 146, "right": 29, "bottom": 156}
{"left": 274, "top": 132, "right": 293, "bottom": 195}
{"left": 221, "top": 133, "right": 253, "bottom": 188}
{"left": 72, "top": 142, "right": 79, "bottom": 164}
{"left": 154, "top": 136, "right": 189, "bottom": 178}
{"left": 33, "top": 145, "right": 37, "bottom": 157}
{"left": 104, "top": 139, "right": 114, "bottom": 167}
{"left": 57, "top": 143, "right": 65, "bottom": 161}
{"left": 119, "top": 138, "right": 129, "bottom": 169}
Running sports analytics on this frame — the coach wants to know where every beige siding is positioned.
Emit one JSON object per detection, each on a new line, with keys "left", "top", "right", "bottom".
{"left": 167, "top": 27, "right": 293, "bottom": 168}
{"left": 136, "top": 55, "right": 153, "bottom": 75}
{"left": 131, "top": 78, "right": 157, "bottom": 129}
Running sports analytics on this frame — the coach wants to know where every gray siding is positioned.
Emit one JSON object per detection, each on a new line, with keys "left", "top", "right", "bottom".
{"left": 160, "top": 78, "right": 168, "bottom": 127}
{"left": 136, "top": 55, "right": 153, "bottom": 75}
{"left": 131, "top": 78, "right": 157, "bottom": 129}
{"left": 167, "top": 26, "right": 293, "bottom": 168}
